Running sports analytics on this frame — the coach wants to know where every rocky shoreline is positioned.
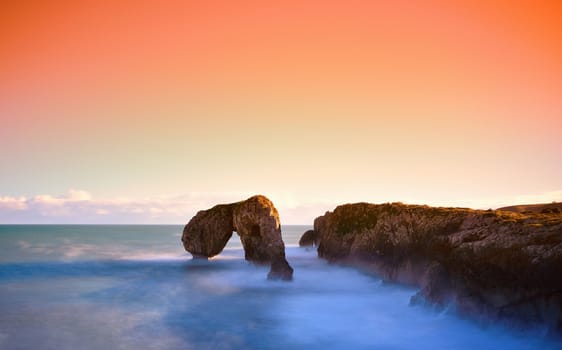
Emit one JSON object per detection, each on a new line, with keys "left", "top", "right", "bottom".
{"left": 302, "top": 202, "right": 562, "bottom": 333}
{"left": 182, "top": 195, "right": 561, "bottom": 332}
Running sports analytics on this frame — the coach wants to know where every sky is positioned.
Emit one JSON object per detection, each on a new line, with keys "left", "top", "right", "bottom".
{"left": 1, "top": 0, "right": 561, "bottom": 224}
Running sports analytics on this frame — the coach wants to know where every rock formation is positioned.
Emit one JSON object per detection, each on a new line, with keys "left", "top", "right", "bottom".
{"left": 307, "top": 202, "right": 562, "bottom": 333}
{"left": 498, "top": 202, "right": 562, "bottom": 214}
{"left": 182, "top": 195, "right": 293, "bottom": 280}
{"left": 298, "top": 229, "right": 318, "bottom": 247}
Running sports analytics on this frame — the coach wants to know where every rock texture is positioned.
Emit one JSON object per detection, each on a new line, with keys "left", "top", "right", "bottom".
{"left": 311, "top": 202, "right": 562, "bottom": 332}
{"left": 298, "top": 229, "right": 318, "bottom": 247}
{"left": 181, "top": 203, "right": 236, "bottom": 259}
{"left": 498, "top": 202, "right": 562, "bottom": 214}
{"left": 182, "top": 195, "right": 293, "bottom": 280}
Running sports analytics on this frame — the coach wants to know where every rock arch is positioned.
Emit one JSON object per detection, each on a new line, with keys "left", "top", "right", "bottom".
{"left": 181, "top": 195, "right": 293, "bottom": 280}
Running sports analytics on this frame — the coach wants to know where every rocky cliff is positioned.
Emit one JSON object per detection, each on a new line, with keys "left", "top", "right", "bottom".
{"left": 182, "top": 195, "right": 293, "bottom": 280}
{"left": 308, "top": 202, "right": 562, "bottom": 332}
{"left": 498, "top": 202, "right": 562, "bottom": 214}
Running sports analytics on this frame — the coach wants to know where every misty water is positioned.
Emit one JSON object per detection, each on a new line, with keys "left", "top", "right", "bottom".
{"left": 0, "top": 225, "right": 559, "bottom": 349}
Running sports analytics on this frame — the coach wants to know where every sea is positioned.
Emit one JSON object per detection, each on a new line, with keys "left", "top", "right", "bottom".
{"left": 0, "top": 225, "right": 559, "bottom": 350}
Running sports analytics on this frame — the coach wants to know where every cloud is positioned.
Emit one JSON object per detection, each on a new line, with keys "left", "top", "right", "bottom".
{"left": 0, "top": 196, "right": 27, "bottom": 210}
{"left": 66, "top": 189, "right": 92, "bottom": 201}
{"left": 0, "top": 190, "right": 180, "bottom": 223}
{"left": 0, "top": 190, "right": 302, "bottom": 224}
{"left": 0, "top": 189, "right": 561, "bottom": 224}
{"left": 95, "top": 209, "right": 110, "bottom": 215}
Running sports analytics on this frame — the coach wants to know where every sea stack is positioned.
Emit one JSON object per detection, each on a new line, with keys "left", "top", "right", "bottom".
{"left": 298, "top": 229, "right": 318, "bottom": 247}
{"left": 305, "top": 202, "right": 562, "bottom": 333}
{"left": 182, "top": 195, "right": 293, "bottom": 281}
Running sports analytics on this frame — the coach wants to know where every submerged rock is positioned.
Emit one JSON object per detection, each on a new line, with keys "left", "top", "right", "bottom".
{"left": 313, "top": 202, "right": 562, "bottom": 333}
{"left": 182, "top": 195, "right": 293, "bottom": 281}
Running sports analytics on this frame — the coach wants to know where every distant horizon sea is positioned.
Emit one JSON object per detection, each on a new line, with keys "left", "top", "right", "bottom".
{"left": 0, "top": 225, "right": 560, "bottom": 349}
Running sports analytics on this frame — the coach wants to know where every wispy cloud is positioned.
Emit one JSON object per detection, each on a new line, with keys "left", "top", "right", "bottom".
{"left": 0, "top": 189, "right": 323, "bottom": 224}
{"left": 0, "top": 190, "right": 211, "bottom": 224}
{"left": 0, "top": 189, "right": 561, "bottom": 224}
{"left": 0, "top": 196, "right": 27, "bottom": 211}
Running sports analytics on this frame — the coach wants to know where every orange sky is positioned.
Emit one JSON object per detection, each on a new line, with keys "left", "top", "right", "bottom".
{"left": 1, "top": 0, "right": 561, "bottom": 223}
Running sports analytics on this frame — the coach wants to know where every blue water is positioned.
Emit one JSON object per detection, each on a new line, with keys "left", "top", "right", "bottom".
{"left": 0, "top": 225, "right": 559, "bottom": 349}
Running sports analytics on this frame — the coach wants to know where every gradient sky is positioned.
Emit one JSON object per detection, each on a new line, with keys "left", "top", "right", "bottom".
{"left": 1, "top": 0, "right": 561, "bottom": 223}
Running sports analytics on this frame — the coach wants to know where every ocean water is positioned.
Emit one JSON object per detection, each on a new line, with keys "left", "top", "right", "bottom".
{"left": 0, "top": 225, "right": 559, "bottom": 350}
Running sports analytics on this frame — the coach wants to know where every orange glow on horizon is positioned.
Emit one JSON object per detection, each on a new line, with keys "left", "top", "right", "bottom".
{"left": 0, "top": 0, "right": 561, "bottom": 222}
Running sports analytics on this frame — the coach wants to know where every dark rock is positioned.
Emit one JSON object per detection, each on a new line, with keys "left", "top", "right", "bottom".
{"left": 298, "top": 229, "right": 318, "bottom": 247}
{"left": 542, "top": 208, "right": 561, "bottom": 214}
{"left": 498, "top": 202, "right": 562, "bottom": 214}
{"left": 268, "top": 258, "right": 294, "bottom": 281}
{"left": 182, "top": 195, "right": 293, "bottom": 281}
{"left": 181, "top": 203, "right": 236, "bottom": 257}
{"left": 313, "top": 202, "right": 562, "bottom": 333}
